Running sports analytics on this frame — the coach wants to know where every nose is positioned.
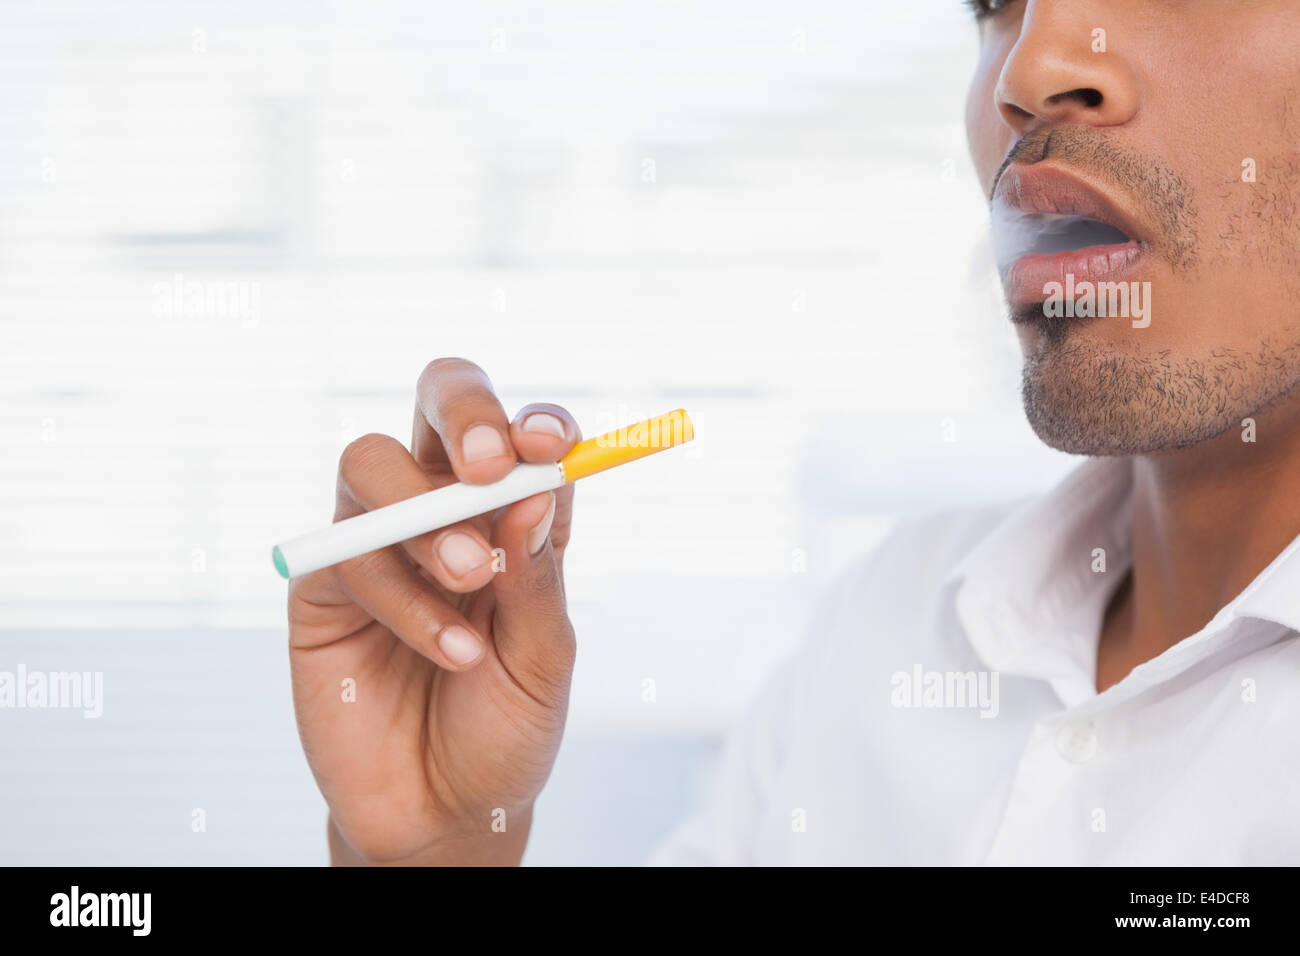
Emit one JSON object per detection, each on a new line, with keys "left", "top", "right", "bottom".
{"left": 994, "top": 1, "right": 1140, "bottom": 136}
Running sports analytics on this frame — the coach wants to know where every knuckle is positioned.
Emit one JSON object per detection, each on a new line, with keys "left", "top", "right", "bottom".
{"left": 520, "top": 566, "right": 568, "bottom": 616}
{"left": 419, "top": 356, "right": 482, "bottom": 389}
{"left": 548, "top": 524, "right": 572, "bottom": 552}
{"left": 393, "top": 586, "right": 438, "bottom": 632}
{"left": 440, "top": 386, "right": 499, "bottom": 422}
{"left": 549, "top": 616, "right": 577, "bottom": 660}
{"left": 335, "top": 551, "right": 445, "bottom": 633}
{"left": 338, "top": 433, "right": 401, "bottom": 478}
{"left": 335, "top": 547, "right": 389, "bottom": 586}
{"left": 417, "top": 359, "right": 502, "bottom": 434}
{"left": 520, "top": 625, "right": 577, "bottom": 697}
{"left": 286, "top": 577, "right": 330, "bottom": 630}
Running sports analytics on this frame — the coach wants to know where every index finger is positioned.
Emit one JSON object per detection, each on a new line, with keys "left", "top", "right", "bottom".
{"left": 412, "top": 357, "right": 516, "bottom": 484}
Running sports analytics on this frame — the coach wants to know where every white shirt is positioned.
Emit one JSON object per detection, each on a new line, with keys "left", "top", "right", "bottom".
{"left": 649, "top": 456, "right": 1300, "bottom": 865}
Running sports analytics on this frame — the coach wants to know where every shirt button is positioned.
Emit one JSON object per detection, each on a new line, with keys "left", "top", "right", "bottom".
{"left": 1056, "top": 722, "right": 1098, "bottom": 763}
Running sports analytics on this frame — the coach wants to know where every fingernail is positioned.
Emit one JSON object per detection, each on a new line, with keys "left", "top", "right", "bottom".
{"left": 438, "top": 625, "right": 483, "bottom": 666}
{"left": 527, "top": 492, "right": 557, "bottom": 556}
{"left": 521, "top": 412, "right": 566, "bottom": 438}
{"left": 462, "top": 424, "right": 508, "bottom": 463}
{"left": 438, "top": 532, "right": 491, "bottom": 577}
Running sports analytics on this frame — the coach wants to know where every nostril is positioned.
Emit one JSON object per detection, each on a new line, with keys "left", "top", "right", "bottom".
{"left": 1050, "top": 87, "right": 1103, "bottom": 109}
{"left": 997, "top": 101, "right": 1036, "bottom": 131}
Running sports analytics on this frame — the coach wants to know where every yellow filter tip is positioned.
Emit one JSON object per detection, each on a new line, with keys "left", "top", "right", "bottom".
{"left": 559, "top": 408, "right": 694, "bottom": 483}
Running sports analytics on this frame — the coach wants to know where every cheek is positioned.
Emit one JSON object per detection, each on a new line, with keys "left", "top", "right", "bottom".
{"left": 1202, "top": 101, "right": 1300, "bottom": 271}
{"left": 1144, "top": 17, "right": 1300, "bottom": 268}
{"left": 965, "top": 54, "right": 1006, "bottom": 189}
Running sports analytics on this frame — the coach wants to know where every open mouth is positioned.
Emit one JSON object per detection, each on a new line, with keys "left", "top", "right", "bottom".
{"left": 991, "top": 202, "right": 1144, "bottom": 313}
{"left": 992, "top": 205, "right": 1136, "bottom": 277}
{"left": 990, "top": 164, "right": 1150, "bottom": 310}
{"left": 1016, "top": 212, "right": 1131, "bottom": 258}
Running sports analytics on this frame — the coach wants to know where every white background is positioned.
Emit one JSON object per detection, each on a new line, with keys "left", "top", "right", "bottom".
{"left": 0, "top": 0, "right": 1077, "bottom": 864}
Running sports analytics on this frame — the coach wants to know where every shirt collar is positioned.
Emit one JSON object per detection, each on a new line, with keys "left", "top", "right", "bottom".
{"left": 945, "top": 455, "right": 1300, "bottom": 708}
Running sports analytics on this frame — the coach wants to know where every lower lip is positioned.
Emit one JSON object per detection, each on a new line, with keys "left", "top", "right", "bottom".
{"left": 1004, "top": 241, "right": 1144, "bottom": 310}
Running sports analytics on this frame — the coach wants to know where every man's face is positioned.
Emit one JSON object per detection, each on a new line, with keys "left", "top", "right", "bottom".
{"left": 965, "top": 0, "right": 1300, "bottom": 455}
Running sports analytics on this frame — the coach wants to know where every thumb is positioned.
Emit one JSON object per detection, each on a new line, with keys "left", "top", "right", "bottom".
{"left": 485, "top": 491, "right": 576, "bottom": 705}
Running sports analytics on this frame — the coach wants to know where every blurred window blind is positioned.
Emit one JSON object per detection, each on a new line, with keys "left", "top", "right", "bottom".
{"left": 1, "top": 3, "right": 1069, "bottom": 729}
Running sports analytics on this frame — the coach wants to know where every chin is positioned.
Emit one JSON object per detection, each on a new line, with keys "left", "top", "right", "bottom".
{"left": 1019, "top": 347, "right": 1271, "bottom": 457}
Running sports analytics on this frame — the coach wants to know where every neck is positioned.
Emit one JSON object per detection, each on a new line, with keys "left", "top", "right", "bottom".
{"left": 1099, "top": 393, "right": 1300, "bottom": 691}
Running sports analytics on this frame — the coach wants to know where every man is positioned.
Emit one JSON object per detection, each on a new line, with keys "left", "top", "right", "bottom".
{"left": 287, "top": 0, "right": 1300, "bottom": 864}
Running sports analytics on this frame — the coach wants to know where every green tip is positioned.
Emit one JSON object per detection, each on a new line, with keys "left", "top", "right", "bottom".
{"left": 272, "top": 545, "right": 289, "bottom": 579}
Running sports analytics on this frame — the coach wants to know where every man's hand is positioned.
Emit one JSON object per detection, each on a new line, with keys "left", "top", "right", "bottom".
{"left": 288, "top": 358, "right": 580, "bottom": 865}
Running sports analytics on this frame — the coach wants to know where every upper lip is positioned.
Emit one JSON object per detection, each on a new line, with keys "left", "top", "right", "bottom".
{"left": 992, "top": 162, "right": 1151, "bottom": 248}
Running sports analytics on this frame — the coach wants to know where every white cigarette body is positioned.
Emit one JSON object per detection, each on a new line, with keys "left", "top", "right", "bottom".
{"left": 273, "top": 462, "right": 564, "bottom": 579}
{"left": 273, "top": 408, "right": 696, "bottom": 580}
